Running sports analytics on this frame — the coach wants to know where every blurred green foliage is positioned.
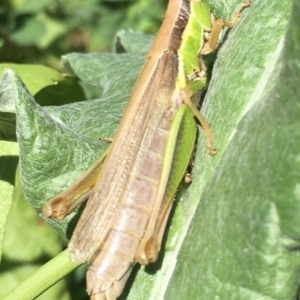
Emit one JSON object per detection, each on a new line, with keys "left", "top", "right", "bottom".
{"left": 0, "top": 0, "right": 167, "bottom": 69}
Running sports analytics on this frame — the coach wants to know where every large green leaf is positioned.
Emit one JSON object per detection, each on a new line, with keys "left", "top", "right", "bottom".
{"left": 125, "top": 1, "right": 298, "bottom": 299}
{"left": 0, "top": 64, "right": 85, "bottom": 142}
{"left": 2, "top": 0, "right": 298, "bottom": 299}
{"left": 164, "top": 1, "right": 300, "bottom": 300}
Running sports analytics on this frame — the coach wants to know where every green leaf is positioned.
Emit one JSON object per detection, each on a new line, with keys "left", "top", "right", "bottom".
{"left": 61, "top": 52, "right": 145, "bottom": 97}
{"left": 114, "top": 30, "right": 154, "bottom": 54}
{"left": 122, "top": 1, "right": 296, "bottom": 299}
{"left": 0, "top": 64, "right": 69, "bottom": 96}
{"left": 164, "top": 1, "right": 300, "bottom": 299}
{"left": 10, "top": 19, "right": 46, "bottom": 46}
{"left": 4, "top": 70, "right": 105, "bottom": 236}
{"left": 35, "top": 13, "right": 67, "bottom": 49}
{"left": 0, "top": 64, "right": 85, "bottom": 142}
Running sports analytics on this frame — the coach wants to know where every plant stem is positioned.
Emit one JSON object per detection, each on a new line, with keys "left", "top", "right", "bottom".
{"left": 3, "top": 249, "right": 81, "bottom": 300}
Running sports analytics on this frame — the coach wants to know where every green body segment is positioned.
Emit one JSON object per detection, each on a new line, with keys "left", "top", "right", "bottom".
{"left": 154, "top": 103, "right": 197, "bottom": 235}
{"left": 162, "top": 104, "right": 197, "bottom": 204}
{"left": 150, "top": 104, "right": 197, "bottom": 237}
{"left": 177, "top": 0, "right": 211, "bottom": 93}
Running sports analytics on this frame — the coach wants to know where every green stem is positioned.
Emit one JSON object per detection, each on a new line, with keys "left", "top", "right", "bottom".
{"left": 3, "top": 249, "right": 81, "bottom": 300}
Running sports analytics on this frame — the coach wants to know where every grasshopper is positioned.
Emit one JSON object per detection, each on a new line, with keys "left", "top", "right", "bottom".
{"left": 43, "top": 0, "right": 250, "bottom": 299}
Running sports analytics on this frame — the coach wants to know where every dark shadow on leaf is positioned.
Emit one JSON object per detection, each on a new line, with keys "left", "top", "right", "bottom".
{"left": 118, "top": 263, "right": 141, "bottom": 300}
{"left": 285, "top": 240, "right": 300, "bottom": 252}
{"left": 65, "top": 201, "right": 87, "bottom": 240}
{"left": 0, "top": 155, "right": 18, "bottom": 185}
{"left": 0, "top": 113, "right": 17, "bottom": 142}
{"left": 35, "top": 77, "right": 86, "bottom": 107}
{"left": 1, "top": 252, "right": 55, "bottom": 269}
{"left": 67, "top": 263, "right": 89, "bottom": 300}
{"left": 144, "top": 182, "right": 190, "bottom": 275}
